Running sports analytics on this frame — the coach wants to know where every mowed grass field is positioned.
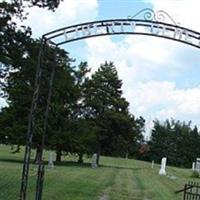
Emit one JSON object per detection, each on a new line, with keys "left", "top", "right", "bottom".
{"left": 0, "top": 145, "right": 198, "bottom": 200}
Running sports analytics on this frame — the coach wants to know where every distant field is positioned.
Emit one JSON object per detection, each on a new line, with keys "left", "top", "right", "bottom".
{"left": 0, "top": 145, "right": 198, "bottom": 200}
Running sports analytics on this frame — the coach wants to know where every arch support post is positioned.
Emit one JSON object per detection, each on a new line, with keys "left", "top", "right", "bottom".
{"left": 35, "top": 45, "right": 57, "bottom": 200}
{"left": 19, "top": 37, "right": 46, "bottom": 200}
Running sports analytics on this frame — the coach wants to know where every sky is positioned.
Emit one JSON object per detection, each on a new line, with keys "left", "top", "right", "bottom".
{"left": 1, "top": 0, "right": 200, "bottom": 138}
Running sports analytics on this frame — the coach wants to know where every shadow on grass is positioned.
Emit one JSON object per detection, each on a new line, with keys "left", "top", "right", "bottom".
{"left": 0, "top": 158, "right": 24, "bottom": 164}
{"left": 0, "top": 158, "right": 149, "bottom": 171}
{"left": 0, "top": 158, "right": 91, "bottom": 168}
{"left": 99, "top": 164, "right": 149, "bottom": 171}
{"left": 54, "top": 161, "right": 91, "bottom": 168}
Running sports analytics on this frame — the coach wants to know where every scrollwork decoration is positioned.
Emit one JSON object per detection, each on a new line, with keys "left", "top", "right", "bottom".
{"left": 128, "top": 8, "right": 180, "bottom": 25}
{"left": 128, "top": 8, "right": 155, "bottom": 21}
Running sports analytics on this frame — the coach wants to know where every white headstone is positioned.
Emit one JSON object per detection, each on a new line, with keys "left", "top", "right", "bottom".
{"left": 196, "top": 158, "right": 200, "bottom": 173}
{"left": 192, "top": 162, "right": 196, "bottom": 171}
{"left": 91, "top": 153, "right": 98, "bottom": 168}
{"left": 159, "top": 157, "right": 167, "bottom": 176}
{"left": 151, "top": 160, "right": 154, "bottom": 169}
{"left": 48, "top": 152, "right": 54, "bottom": 168}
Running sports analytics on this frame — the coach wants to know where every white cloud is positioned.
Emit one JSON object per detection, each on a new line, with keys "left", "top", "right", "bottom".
{"left": 15, "top": 0, "right": 98, "bottom": 37}
{"left": 145, "top": 0, "right": 200, "bottom": 31}
{"left": 84, "top": 34, "right": 200, "bottom": 127}
{"left": 127, "top": 81, "right": 200, "bottom": 120}
{"left": 85, "top": 36, "right": 179, "bottom": 81}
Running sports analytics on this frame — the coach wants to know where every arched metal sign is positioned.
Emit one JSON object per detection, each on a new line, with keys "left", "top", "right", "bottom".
{"left": 44, "top": 9, "right": 200, "bottom": 49}
{"left": 19, "top": 9, "right": 200, "bottom": 200}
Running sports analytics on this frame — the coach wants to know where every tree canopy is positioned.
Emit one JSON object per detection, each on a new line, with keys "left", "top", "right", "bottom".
{"left": 82, "top": 62, "right": 145, "bottom": 159}
{"left": 148, "top": 119, "right": 200, "bottom": 167}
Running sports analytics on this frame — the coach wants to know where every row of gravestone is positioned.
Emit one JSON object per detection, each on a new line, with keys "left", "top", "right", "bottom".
{"left": 156, "top": 157, "right": 200, "bottom": 176}
{"left": 47, "top": 153, "right": 166, "bottom": 173}
{"left": 47, "top": 153, "right": 200, "bottom": 177}
{"left": 47, "top": 152, "right": 98, "bottom": 168}
{"left": 48, "top": 153, "right": 167, "bottom": 172}
{"left": 153, "top": 157, "right": 200, "bottom": 176}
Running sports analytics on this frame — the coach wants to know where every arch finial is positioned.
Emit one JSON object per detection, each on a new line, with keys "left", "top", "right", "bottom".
{"left": 128, "top": 8, "right": 180, "bottom": 25}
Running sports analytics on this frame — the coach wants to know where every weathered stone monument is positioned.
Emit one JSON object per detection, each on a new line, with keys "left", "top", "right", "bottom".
{"left": 151, "top": 160, "right": 154, "bottom": 169}
{"left": 192, "top": 158, "right": 200, "bottom": 175}
{"left": 48, "top": 152, "right": 54, "bottom": 168}
{"left": 91, "top": 153, "right": 98, "bottom": 168}
{"left": 192, "top": 162, "right": 196, "bottom": 171}
{"left": 159, "top": 157, "right": 167, "bottom": 176}
{"left": 196, "top": 158, "right": 200, "bottom": 174}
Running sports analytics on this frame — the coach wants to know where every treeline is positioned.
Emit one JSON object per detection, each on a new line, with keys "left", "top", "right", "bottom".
{"left": 139, "top": 119, "right": 200, "bottom": 168}
{"left": 0, "top": 1, "right": 144, "bottom": 163}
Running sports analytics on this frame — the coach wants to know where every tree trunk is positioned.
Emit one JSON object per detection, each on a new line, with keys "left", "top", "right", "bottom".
{"left": 11, "top": 144, "right": 20, "bottom": 153}
{"left": 34, "top": 145, "right": 41, "bottom": 164}
{"left": 56, "top": 149, "right": 62, "bottom": 162}
{"left": 96, "top": 147, "right": 101, "bottom": 166}
{"left": 78, "top": 153, "right": 83, "bottom": 163}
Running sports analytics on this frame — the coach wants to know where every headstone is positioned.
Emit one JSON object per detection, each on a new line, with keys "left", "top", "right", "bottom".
{"left": 159, "top": 157, "right": 167, "bottom": 176}
{"left": 48, "top": 152, "right": 54, "bottom": 168}
{"left": 196, "top": 158, "right": 200, "bottom": 173}
{"left": 125, "top": 152, "right": 128, "bottom": 160}
{"left": 192, "top": 162, "right": 196, "bottom": 171}
{"left": 91, "top": 153, "right": 98, "bottom": 168}
{"left": 151, "top": 160, "right": 154, "bottom": 169}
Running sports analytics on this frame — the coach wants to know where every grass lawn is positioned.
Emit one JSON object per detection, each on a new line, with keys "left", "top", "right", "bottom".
{"left": 0, "top": 145, "right": 199, "bottom": 200}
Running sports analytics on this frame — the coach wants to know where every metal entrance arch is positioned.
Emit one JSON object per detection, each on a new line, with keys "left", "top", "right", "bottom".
{"left": 19, "top": 8, "right": 200, "bottom": 200}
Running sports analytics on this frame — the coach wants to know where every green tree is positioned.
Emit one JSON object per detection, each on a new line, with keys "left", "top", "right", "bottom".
{"left": 83, "top": 62, "right": 144, "bottom": 163}
{"left": 149, "top": 119, "right": 200, "bottom": 167}
{"left": 0, "top": 3, "right": 37, "bottom": 150}
{"left": 47, "top": 62, "right": 92, "bottom": 162}
{"left": 1, "top": 1, "right": 101, "bottom": 164}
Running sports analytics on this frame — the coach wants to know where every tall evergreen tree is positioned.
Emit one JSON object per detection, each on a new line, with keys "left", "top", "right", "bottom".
{"left": 83, "top": 62, "right": 144, "bottom": 162}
